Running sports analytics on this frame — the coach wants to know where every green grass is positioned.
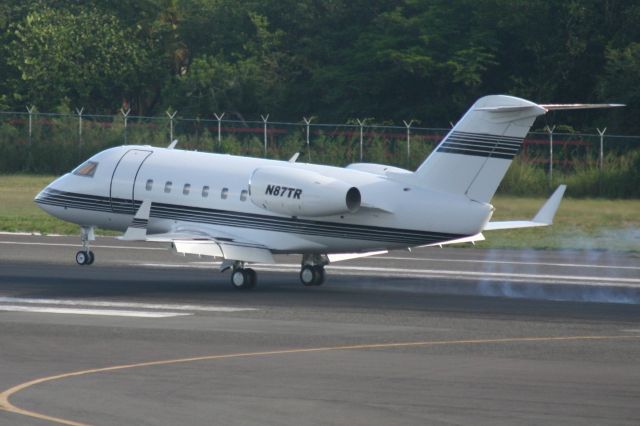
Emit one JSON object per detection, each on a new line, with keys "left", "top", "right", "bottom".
{"left": 0, "top": 174, "right": 81, "bottom": 235}
{"left": 1, "top": 175, "right": 638, "bottom": 252}
{"left": 480, "top": 195, "right": 640, "bottom": 252}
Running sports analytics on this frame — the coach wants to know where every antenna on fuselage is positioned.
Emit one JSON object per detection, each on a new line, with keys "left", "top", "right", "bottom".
{"left": 167, "top": 139, "right": 178, "bottom": 149}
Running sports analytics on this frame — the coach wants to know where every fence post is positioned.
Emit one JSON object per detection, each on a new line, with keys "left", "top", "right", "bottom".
{"left": 303, "top": 117, "right": 313, "bottom": 162}
{"left": 545, "top": 125, "right": 556, "bottom": 185}
{"left": 597, "top": 127, "right": 607, "bottom": 170}
{"left": 26, "top": 106, "right": 35, "bottom": 170}
{"left": 356, "top": 119, "right": 366, "bottom": 162}
{"left": 166, "top": 110, "right": 177, "bottom": 143}
{"left": 403, "top": 120, "right": 414, "bottom": 166}
{"left": 121, "top": 108, "right": 131, "bottom": 145}
{"left": 261, "top": 114, "right": 269, "bottom": 157}
{"left": 214, "top": 113, "right": 225, "bottom": 148}
{"left": 76, "top": 107, "right": 84, "bottom": 160}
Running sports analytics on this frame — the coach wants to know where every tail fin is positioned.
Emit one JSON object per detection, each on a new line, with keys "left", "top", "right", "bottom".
{"left": 414, "top": 95, "right": 546, "bottom": 203}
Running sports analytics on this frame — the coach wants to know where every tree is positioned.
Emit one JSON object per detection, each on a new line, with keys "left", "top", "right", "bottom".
{"left": 8, "top": 5, "right": 158, "bottom": 113}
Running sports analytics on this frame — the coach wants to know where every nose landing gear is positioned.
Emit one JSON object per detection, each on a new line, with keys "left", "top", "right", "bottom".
{"left": 75, "top": 250, "right": 95, "bottom": 265}
{"left": 76, "top": 226, "right": 96, "bottom": 266}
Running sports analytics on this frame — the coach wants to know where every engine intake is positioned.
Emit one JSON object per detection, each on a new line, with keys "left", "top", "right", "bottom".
{"left": 249, "top": 166, "right": 361, "bottom": 217}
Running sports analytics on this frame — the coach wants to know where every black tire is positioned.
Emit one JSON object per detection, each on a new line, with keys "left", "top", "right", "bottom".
{"left": 300, "top": 265, "right": 316, "bottom": 286}
{"left": 313, "top": 265, "right": 325, "bottom": 286}
{"left": 87, "top": 251, "right": 95, "bottom": 265}
{"left": 245, "top": 268, "right": 257, "bottom": 289}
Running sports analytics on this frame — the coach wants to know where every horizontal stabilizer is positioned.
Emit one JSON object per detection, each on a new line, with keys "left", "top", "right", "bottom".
{"left": 484, "top": 185, "right": 566, "bottom": 231}
{"left": 540, "top": 104, "right": 625, "bottom": 111}
{"left": 475, "top": 105, "right": 541, "bottom": 113}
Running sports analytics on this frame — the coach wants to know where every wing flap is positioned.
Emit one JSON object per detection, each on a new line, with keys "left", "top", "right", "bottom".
{"left": 218, "top": 243, "right": 275, "bottom": 264}
{"left": 173, "top": 241, "right": 224, "bottom": 257}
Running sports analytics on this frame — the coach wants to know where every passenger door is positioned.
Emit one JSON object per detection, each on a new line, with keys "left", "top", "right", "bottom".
{"left": 110, "top": 149, "right": 153, "bottom": 214}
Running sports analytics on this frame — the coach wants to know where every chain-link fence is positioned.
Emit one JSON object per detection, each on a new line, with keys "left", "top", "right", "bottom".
{"left": 1, "top": 110, "right": 639, "bottom": 177}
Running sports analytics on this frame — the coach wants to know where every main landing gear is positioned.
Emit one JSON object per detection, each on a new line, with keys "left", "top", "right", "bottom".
{"left": 299, "top": 265, "right": 325, "bottom": 286}
{"left": 224, "top": 254, "right": 328, "bottom": 290}
{"left": 75, "top": 226, "right": 95, "bottom": 266}
{"left": 299, "top": 254, "right": 327, "bottom": 286}
{"left": 228, "top": 262, "right": 257, "bottom": 290}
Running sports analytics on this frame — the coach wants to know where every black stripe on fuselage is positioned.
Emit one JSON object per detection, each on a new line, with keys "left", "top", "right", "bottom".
{"left": 35, "top": 189, "right": 466, "bottom": 246}
{"left": 129, "top": 218, "right": 148, "bottom": 229}
{"left": 437, "top": 131, "right": 523, "bottom": 159}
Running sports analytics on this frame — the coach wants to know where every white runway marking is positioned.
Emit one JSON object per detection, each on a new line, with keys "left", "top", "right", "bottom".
{"left": 366, "top": 255, "right": 640, "bottom": 271}
{"left": 0, "top": 241, "right": 165, "bottom": 251}
{"left": 0, "top": 297, "right": 257, "bottom": 312}
{"left": 0, "top": 297, "right": 258, "bottom": 318}
{"left": 0, "top": 305, "right": 190, "bottom": 318}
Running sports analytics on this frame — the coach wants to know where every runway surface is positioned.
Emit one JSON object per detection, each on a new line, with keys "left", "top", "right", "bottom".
{"left": 1, "top": 234, "right": 639, "bottom": 425}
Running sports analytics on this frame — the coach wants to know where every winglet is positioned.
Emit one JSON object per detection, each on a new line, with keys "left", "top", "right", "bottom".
{"left": 120, "top": 200, "right": 152, "bottom": 240}
{"left": 483, "top": 185, "right": 567, "bottom": 231}
{"left": 288, "top": 152, "right": 300, "bottom": 163}
{"left": 532, "top": 184, "right": 567, "bottom": 224}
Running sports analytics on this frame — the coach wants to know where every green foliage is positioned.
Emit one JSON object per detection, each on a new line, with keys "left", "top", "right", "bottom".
{"left": 7, "top": 5, "right": 156, "bottom": 112}
{"left": 498, "top": 153, "right": 640, "bottom": 199}
{"left": 0, "top": 0, "right": 640, "bottom": 167}
{"left": 0, "top": 0, "right": 637, "bottom": 132}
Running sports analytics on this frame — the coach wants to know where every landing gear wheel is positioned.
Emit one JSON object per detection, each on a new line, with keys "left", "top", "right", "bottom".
{"left": 300, "top": 265, "right": 317, "bottom": 286}
{"left": 312, "top": 265, "right": 325, "bottom": 286}
{"left": 231, "top": 268, "right": 256, "bottom": 290}
{"left": 245, "top": 268, "right": 257, "bottom": 289}
{"left": 75, "top": 250, "right": 90, "bottom": 265}
{"left": 87, "top": 251, "right": 95, "bottom": 265}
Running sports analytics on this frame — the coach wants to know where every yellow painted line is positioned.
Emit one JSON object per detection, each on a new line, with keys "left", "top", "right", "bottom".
{"left": 1, "top": 334, "right": 638, "bottom": 426}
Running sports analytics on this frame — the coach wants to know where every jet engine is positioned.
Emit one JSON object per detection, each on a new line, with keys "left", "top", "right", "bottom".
{"left": 249, "top": 166, "right": 361, "bottom": 217}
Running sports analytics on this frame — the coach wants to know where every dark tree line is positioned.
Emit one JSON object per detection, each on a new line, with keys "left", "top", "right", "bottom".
{"left": 0, "top": 0, "right": 638, "bottom": 132}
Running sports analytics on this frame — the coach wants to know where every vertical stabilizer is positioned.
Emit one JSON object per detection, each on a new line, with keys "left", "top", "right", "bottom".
{"left": 414, "top": 95, "right": 546, "bottom": 203}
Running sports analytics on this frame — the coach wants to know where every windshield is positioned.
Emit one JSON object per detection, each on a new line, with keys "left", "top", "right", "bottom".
{"left": 72, "top": 161, "right": 98, "bottom": 177}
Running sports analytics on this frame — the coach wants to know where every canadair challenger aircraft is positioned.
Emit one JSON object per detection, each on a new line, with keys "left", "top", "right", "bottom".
{"left": 35, "top": 95, "right": 617, "bottom": 289}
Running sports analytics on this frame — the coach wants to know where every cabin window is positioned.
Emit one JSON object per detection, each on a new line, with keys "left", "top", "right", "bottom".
{"left": 183, "top": 183, "right": 191, "bottom": 195}
{"left": 240, "top": 189, "right": 248, "bottom": 201}
{"left": 164, "top": 181, "right": 172, "bottom": 193}
{"left": 145, "top": 179, "right": 153, "bottom": 191}
{"left": 202, "top": 186, "right": 210, "bottom": 197}
{"left": 72, "top": 161, "right": 98, "bottom": 178}
{"left": 221, "top": 187, "right": 228, "bottom": 199}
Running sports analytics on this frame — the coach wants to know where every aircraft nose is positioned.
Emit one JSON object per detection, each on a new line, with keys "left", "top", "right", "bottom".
{"left": 34, "top": 185, "right": 55, "bottom": 213}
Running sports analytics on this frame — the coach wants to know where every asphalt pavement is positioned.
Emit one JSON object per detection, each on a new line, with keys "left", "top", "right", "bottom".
{"left": 1, "top": 234, "right": 639, "bottom": 425}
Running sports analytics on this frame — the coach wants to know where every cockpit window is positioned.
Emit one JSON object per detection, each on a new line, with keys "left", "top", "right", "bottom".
{"left": 72, "top": 161, "right": 98, "bottom": 177}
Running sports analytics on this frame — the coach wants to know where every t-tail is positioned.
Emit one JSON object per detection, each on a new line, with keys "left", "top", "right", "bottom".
{"left": 414, "top": 95, "right": 545, "bottom": 203}
{"left": 413, "top": 95, "right": 621, "bottom": 203}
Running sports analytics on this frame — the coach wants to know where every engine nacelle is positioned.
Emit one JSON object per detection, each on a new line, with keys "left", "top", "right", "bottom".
{"left": 249, "top": 166, "right": 361, "bottom": 217}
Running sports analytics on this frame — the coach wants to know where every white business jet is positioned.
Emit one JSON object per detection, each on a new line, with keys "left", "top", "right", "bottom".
{"left": 34, "top": 95, "right": 617, "bottom": 289}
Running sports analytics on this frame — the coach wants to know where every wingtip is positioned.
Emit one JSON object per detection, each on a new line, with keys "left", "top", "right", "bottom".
{"left": 532, "top": 185, "right": 567, "bottom": 224}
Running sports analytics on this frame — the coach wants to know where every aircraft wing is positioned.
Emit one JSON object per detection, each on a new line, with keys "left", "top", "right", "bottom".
{"left": 118, "top": 200, "right": 275, "bottom": 264}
